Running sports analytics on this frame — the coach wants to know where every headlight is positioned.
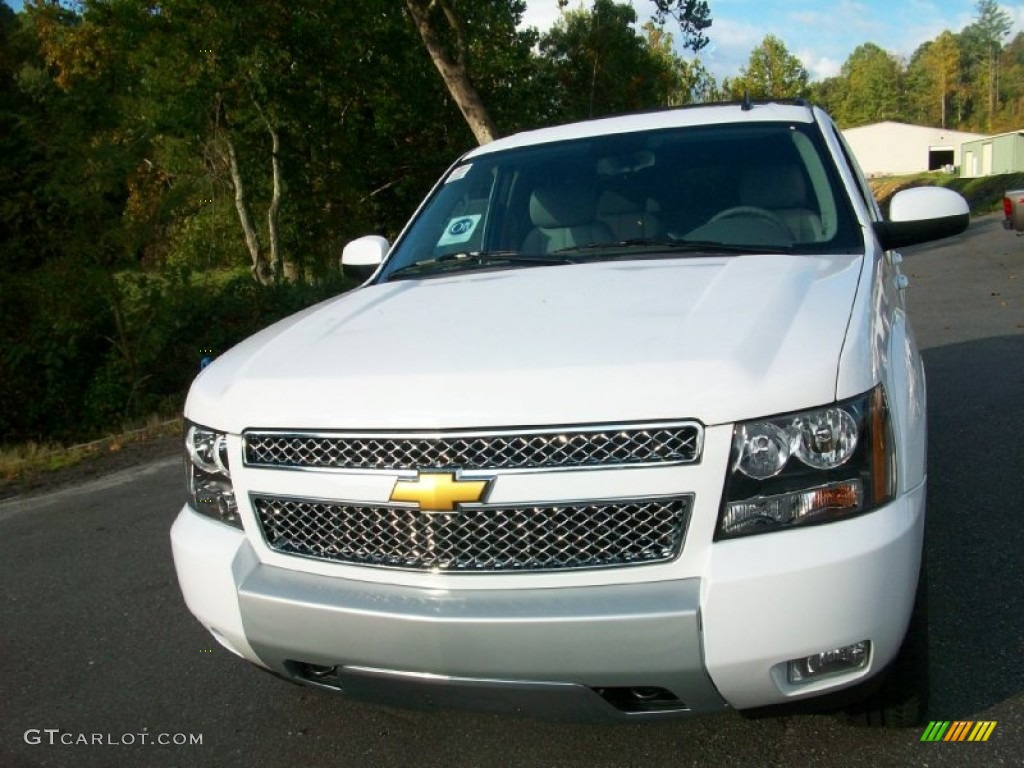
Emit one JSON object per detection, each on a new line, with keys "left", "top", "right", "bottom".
{"left": 185, "top": 421, "right": 240, "bottom": 528}
{"left": 717, "top": 386, "right": 895, "bottom": 539}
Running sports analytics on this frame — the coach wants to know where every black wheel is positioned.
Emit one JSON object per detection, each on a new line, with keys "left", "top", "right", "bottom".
{"left": 842, "top": 560, "right": 929, "bottom": 727}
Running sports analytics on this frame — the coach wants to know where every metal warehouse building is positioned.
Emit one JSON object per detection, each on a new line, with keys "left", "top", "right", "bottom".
{"left": 960, "top": 130, "right": 1024, "bottom": 178}
{"left": 842, "top": 121, "right": 985, "bottom": 177}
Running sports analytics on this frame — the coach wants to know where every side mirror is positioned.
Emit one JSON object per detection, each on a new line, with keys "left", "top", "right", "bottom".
{"left": 342, "top": 235, "right": 389, "bottom": 282}
{"left": 873, "top": 187, "right": 969, "bottom": 250}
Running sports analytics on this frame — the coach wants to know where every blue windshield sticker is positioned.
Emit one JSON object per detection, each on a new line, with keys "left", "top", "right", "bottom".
{"left": 437, "top": 214, "right": 482, "bottom": 246}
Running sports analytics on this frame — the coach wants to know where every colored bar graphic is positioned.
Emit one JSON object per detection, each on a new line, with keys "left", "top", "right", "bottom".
{"left": 968, "top": 722, "right": 997, "bottom": 742}
{"left": 945, "top": 721, "right": 972, "bottom": 741}
{"left": 921, "top": 721, "right": 997, "bottom": 742}
{"left": 921, "top": 721, "right": 950, "bottom": 741}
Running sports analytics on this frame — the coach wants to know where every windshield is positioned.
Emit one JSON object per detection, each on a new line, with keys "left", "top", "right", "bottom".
{"left": 379, "top": 121, "right": 862, "bottom": 281}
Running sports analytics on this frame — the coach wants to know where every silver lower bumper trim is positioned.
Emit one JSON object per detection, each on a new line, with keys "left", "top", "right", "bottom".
{"left": 238, "top": 565, "right": 726, "bottom": 721}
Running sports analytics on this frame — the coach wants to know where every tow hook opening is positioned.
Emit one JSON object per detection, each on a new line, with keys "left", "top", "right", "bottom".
{"left": 287, "top": 660, "right": 343, "bottom": 691}
{"left": 595, "top": 686, "right": 688, "bottom": 713}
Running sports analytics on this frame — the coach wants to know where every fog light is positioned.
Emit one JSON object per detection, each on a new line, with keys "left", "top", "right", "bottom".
{"left": 788, "top": 640, "right": 870, "bottom": 684}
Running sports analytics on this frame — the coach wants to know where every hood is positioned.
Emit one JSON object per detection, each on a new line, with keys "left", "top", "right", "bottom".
{"left": 186, "top": 255, "right": 864, "bottom": 432}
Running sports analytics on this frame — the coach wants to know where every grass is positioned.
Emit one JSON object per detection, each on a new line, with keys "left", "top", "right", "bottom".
{"left": 0, "top": 414, "right": 182, "bottom": 487}
{"left": 869, "top": 171, "right": 1024, "bottom": 216}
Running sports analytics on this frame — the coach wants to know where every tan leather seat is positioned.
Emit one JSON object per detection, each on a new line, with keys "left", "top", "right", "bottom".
{"left": 596, "top": 190, "right": 661, "bottom": 241}
{"left": 522, "top": 183, "right": 615, "bottom": 254}
{"left": 740, "top": 166, "right": 823, "bottom": 243}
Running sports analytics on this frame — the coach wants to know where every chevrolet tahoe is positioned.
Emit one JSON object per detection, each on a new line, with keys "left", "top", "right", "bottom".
{"left": 171, "top": 101, "right": 969, "bottom": 726}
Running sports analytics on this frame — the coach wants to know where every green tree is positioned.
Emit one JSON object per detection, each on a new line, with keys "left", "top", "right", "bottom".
{"left": 648, "top": 0, "right": 712, "bottom": 52}
{"left": 908, "top": 31, "right": 961, "bottom": 128}
{"left": 808, "top": 74, "right": 847, "bottom": 117}
{"left": 642, "top": 21, "right": 721, "bottom": 105}
{"left": 726, "top": 34, "right": 809, "bottom": 100}
{"left": 961, "top": 0, "right": 1012, "bottom": 130}
{"left": 1, "top": 2, "right": 137, "bottom": 439}
{"left": 834, "top": 43, "right": 905, "bottom": 127}
{"left": 1, "top": 0, "right": 487, "bottom": 441}
{"left": 678, "top": 56, "right": 723, "bottom": 103}
{"left": 403, "top": 0, "right": 535, "bottom": 144}
{"left": 996, "top": 32, "right": 1024, "bottom": 128}
{"left": 407, "top": 0, "right": 714, "bottom": 143}
{"left": 974, "top": 0, "right": 1012, "bottom": 128}
{"left": 539, "top": 0, "right": 677, "bottom": 120}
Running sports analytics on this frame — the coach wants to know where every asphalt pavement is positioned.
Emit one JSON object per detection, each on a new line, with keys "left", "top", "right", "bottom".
{"left": 1, "top": 215, "right": 1021, "bottom": 767}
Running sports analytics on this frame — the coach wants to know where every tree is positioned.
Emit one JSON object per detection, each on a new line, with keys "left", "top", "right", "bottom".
{"left": 678, "top": 56, "right": 722, "bottom": 103}
{"left": 642, "top": 20, "right": 721, "bottom": 105}
{"left": 540, "top": 0, "right": 679, "bottom": 121}
{"left": 2, "top": 0, "right": 477, "bottom": 441}
{"left": 910, "top": 31, "right": 961, "bottom": 128}
{"left": 963, "top": 0, "right": 1012, "bottom": 130}
{"left": 648, "top": 0, "right": 712, "bottom": 53}
{"left": 408, "top": 0, "right": 714, "bottom": 144}
{"left": 809, "top": 74, "right": 847, "bottom": 117}
{"left": 403, "top": 0, "right": 504, "bottom": 144}
{"left": 834, "top": 43, "right": 905, "bottom": 127}
{"left": 996, "top": 32, "right": 1024, "bottom": 128}
{"left": 726, "top": 34, "right": 808, "bottom": 100}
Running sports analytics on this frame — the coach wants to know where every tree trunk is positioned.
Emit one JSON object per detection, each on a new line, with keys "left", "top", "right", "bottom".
{"left": 940, "top": 70, "right": 946, "bottom": 129}
{"left": 988, "top": 46, "right": 998, "bottom": 131}
{"left": 223, "top": 136, "right": 272, "bottom": 285}
{"left": 404, "top": 0, "right": 499, "bottom": 145}
{"left": 266, "top": 122, "right": 284, "bottom": 281}
{"left": 251, "top": 94, "right": 296, "bottom": 282}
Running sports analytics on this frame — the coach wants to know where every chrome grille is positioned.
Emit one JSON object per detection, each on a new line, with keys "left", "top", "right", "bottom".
{"left": 252, "top": 495, "right": 692, "bottom": 572}
{"left": 244, "top": 423, "right": 701, "bottom": 471}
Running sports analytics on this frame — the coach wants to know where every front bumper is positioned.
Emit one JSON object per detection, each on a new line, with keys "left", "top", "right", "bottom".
{"left": 171, "top": 506, "right": 725, "bottom": 721}
{"left": 170, "top": 482, "right": 924, "bottom": 720}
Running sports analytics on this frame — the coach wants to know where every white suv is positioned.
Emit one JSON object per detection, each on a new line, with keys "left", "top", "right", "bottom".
{"left": 172, "top": 101, "right": 968, "bottom": 726}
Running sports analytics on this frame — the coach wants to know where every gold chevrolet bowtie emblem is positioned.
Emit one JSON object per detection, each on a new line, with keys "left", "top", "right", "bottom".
{"left": 389, "top": 472, "right": 490, "bottom": 513}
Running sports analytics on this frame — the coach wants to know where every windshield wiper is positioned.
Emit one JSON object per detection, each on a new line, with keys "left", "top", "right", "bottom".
{"left": 554, "top": 238, "right": 794, "bottom": 256}
{"left": 386, "top": 251, "right": 575, "bottom": 281}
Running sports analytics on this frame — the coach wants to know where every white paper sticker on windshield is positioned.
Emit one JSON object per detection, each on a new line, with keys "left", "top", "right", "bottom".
{"left": 445, "top": 164, "right": 472, "bottom": 183}
{"left": 437, "top": 214, "right": 481, "bottom": 246}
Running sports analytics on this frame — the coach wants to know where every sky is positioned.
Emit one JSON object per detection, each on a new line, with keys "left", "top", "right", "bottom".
{"left": 520, "top": 0, "right": 1024, "bottom": 82}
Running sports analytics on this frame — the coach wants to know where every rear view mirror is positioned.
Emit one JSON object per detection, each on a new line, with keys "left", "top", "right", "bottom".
{"left": 873, "top": 187, "right": 969, "bottom": 250}
{"left": 597, "top": 150, "right": 656, "bottom": 176}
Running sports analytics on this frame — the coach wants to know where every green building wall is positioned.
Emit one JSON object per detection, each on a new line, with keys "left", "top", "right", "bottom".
{"left": 961, "top": 132, "right": 1024, "bottom": 178}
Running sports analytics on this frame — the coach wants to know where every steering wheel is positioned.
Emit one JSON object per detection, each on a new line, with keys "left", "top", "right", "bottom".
{"left": 707, "top": 206, "right": 792, "bottom": 240}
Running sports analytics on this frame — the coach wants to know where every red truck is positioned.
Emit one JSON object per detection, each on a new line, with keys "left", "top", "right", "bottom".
{"left": 1004, "top": 189, "right": 1024, "bottom": 231}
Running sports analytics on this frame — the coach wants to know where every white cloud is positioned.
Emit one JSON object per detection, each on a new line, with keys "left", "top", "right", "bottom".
{"left": 788, "top": 1, "right": 886, "bottom": 43}
{"left": 518, "top": 0, "right": 566, "bottom": 32}
{"left": 519, "top": 0, "right": 658, "bottom": 32}
{"left": 1008, "top": 3, "right": 1024, "bottom": 35}
{"left": 698, "top": 18, "right": 764, "bottom": 80}
{"left": 797, "top": 50, "right": 842, "bottom": 81}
